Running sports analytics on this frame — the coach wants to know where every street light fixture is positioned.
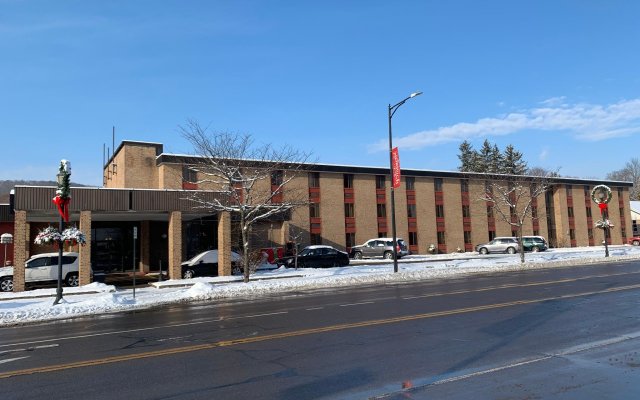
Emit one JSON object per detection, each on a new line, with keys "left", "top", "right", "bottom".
{"left": 53, "top": 160, "right": 71, "bottom": 305}
{"left": 388, "top": 91, "right": 422, "bottom": 273}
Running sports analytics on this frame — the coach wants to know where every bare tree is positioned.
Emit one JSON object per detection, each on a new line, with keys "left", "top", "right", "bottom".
{"left": 474, "top": 173, "right": 552, "bottom": 263}
{"left": 607, "top": 158, "right": 640, "bottom": 200}
{"left": 180, "top": 120, "right": 312, "bottom": 282}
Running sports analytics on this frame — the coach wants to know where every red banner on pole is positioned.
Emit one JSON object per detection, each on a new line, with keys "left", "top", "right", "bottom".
{"left": 392, "top": 147, "right": 401, "bottom": 189}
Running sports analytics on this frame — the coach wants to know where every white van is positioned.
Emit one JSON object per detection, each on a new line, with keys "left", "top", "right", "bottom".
{"left": 0, "top": 252, "right": 80, "bottom": 292}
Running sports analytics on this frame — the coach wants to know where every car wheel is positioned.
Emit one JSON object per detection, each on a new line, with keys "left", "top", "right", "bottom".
{"left": 65, "top": 273, "right": 79, "bottom": 287}
{"left": 232, "top": 265, "right": 243, "bottom": 276}
{"left": 182, "top": 269, "right": 194, "bottom": 279}
{"left": 353, "top": 252, "right": 363, "bottom": 260}
{"left": 633, "top": 240, "right": 640, "bottom": 246}
{"left": 531, "top": 246, "right": 540, "bottom": 252}
{"left": 0, "top": 277, "right": 13, "bottom": 292}
{"left": 506, "top": 247, "right": 516, "bottom": 254}
{"left": 479, "top": 248, "right": 488, "bottom": 255}
{"left": 383, "top": 251, "right": 393, "bottom": 259}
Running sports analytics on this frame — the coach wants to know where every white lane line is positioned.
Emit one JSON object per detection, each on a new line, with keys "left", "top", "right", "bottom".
{"left": 306, "top": 307, "right": 324, "bottom": 310}
{"left": 0, "top": 356, "right": 30, "bottom": 365}
{"left": 225, "top": 311, "right": 288, "bottom": 320}
{"left": 339, "top": 301, "right": 375, "bottom": 307}
{"left": 0, "top": 312, "right": 288, "bottom": 349}
{"left": 0, "top": 344, "right": 59, "bottom": 355}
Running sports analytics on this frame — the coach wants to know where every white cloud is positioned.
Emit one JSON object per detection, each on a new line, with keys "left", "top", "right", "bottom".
{"left": 369, "top": 98, "right": 640, "bottom": 152}
{"left": 539, "top": 148, "right": 549, "bottom": 161}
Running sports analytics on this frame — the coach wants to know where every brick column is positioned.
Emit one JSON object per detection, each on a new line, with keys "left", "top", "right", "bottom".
{"left": 79, "top": 211, "right": 92, "bottom": 286}
{"left": 13, "top": 211, "right": 27, "bottom": 292}
{"left": 280, "top": 221, "right": 290, "bottom": 245}
{"left": 168, "top": 211, "right": 182, "bottom": 279}
{"left": 141, "top": 220, "right": 150, "bottom": 273}
{"left": 217, "top": 211, "right": 232, "bottom": 276}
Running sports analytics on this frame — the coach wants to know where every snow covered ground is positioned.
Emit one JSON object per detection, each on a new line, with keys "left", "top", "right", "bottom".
{"left": 1, "top": 245, "right": 640, "bottom": 327}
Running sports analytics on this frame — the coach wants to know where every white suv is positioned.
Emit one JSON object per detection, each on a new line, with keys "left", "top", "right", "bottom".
{"left": 0, "top": 252, "right": 80, "bottom": 292}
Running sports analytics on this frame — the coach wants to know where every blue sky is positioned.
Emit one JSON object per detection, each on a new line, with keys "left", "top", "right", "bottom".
{"left": 1, "top": 1, "right": 639, "bottom": 186}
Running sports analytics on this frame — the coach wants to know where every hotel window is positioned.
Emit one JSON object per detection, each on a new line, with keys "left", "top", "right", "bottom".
{"left": 487, "top": 205, "right": 494, "bottom": 218}
{"left": 344, "top": 203, "right": 355, "bottom": 218}
{"left": 462, "top": 205, "right": 470, "bottom": 218}
{"left": 586, "top": 207, "right": 592, "bottom": 218}
{"left": 588, "top": 228, "right": 594, "bottom": 239}
{"left": 378, "top": 232, "right": 387, "bottom": 238}
{"left": 618, "top": 187, "right": 623, "bottom": 197}
{"left": 568, "top": 207, "right": 574, "bottom": 218}
{"left": 345, "top": 233, "right": 356, "bottom": 248}
{"left": 566, "top": 184, "right": 572, "bottom": 196}
{"left": 344, "top": 174, "right": 354, "bottom": 188}
{"left": 569, "top": 229, "right": 576, "bottom": 240}
{"left": 406, "top": 177, "right": 415, "bottom": 190}
{"left": 434, "top": 178, "right": 443, "bottom": 192}
{"left": 512, "top": 230, "right": 518, "bottom": 237}
{"left": 308, "top": 172, "right": 320, "bottom": 188}
{"left": 377, "top": 204, "right": 387, "bottom": 218}
{"left": 437, "top": 231, "right": 446, "bottom": 245}
{"left": 310, "top": 233, "right": 322, "bottom": 245}
{"left": 435, "top": 204, "right": 445, "bottom": 218}
{"left": 271, "top": 170, "right": 283, "bottom": 186}
{"left": 376, "top": 175, "right": 386, "bottom": 189}
{"left": 464, "top": 231, "right": 472, "bottom": 244}
{"left": 407, "top": 204, "right": 417, "bottom": 218}
{"left": 488, "top": 230, "right": 496, "bottom": 240}
{"left": 182, "top": 166, "right": 197, "bottom": 182}
{"left": 532, "top": 206, "right": 538, "bottom": 218}
{"left": 409, "top": 232, "right": 418, "bottom": 246}
{"left": 621, "top": 227, "right": 627, "bottom": 237}
{"left": 309, "top": 203, "right": 320, "bottom": 218}
{"left": 460, "top": 179, "right": 469, "bottom": 193}
{"left": 584, "top": 185, "right": 590, "bottom": 196}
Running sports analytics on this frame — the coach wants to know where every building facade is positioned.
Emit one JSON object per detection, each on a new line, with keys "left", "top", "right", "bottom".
{"left": 103, "top": 141, "right": 633, "bottom": 254}
{"left": 4, "top": 139, "right": 634, "bottom": 292}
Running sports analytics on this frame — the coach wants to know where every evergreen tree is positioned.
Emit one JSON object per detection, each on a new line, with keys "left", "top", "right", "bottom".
{"left": 490, "top": 144, "right": 503, "bottom": 173}
{"left": 502, "top": 144, "right": 528, "bottom": 175}
{"left": 457, "top": 140, "right": 476, "bottom": 172}
{"left": 476, "top": 139, "right": 493, "bottom": 173}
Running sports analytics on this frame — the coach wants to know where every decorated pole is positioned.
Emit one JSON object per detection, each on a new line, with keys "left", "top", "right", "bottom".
{"left": 591, "top": 185, "right": 613, "bottom": 258}
{"left": 53, "top": 160, "right": 71, "bottom": 305}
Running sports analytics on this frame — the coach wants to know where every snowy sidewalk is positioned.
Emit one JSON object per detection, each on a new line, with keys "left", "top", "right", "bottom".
{"left": 1, "top": 245, "right": 639, "bottom": 326}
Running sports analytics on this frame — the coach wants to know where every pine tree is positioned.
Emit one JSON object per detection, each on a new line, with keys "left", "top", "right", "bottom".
{"left": 457, "top": 140, "right": 476, "bottom": 172}
{"left": 502, "top": 144, "right": 528, "bottom": 175}
{"left": 476, "top": 139, "right": 493, "bottom": 173}
{"left": 490, "top": 144, "right": 503, "bottom": 173}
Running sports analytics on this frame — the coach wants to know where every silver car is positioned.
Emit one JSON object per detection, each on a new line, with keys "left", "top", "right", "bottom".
{"left": 350, "top": 238, "right": 409, "bottom": 259}
{"left": 475, "top": 237, "right": 519, "bottom": 255}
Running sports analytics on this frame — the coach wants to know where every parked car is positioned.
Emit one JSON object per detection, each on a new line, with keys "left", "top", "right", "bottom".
{"left": 475, "top": 237, "right": 519, "bottom": 255}
{"left": 349, "top": 238, "right": 409, "bottom": 259}
{"left": 520, "top": 236, "right": 548, "bottom": 252}
{"left": 181, "top": 250, "right": 242, "bottom": 279}
{"left": 280, "top": 245, "right": 349, "bottom": 268}
{"left": 0, "top": 252, "right": 80, "bottom": 292}
{"left": 629, "top": 237, "right": 640, "bottom": 246}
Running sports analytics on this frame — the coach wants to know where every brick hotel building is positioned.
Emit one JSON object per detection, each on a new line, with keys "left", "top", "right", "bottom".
{"left": 1, "top": 140, "right": 634, "bottom": 291}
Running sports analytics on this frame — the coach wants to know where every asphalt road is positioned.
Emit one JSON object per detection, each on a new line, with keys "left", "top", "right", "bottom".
{"left": 1, "top": 260, "right": 640, "bottom": 399}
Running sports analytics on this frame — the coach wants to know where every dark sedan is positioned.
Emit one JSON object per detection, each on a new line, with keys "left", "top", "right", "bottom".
{"left": 280, "top": 245, "right": 350, "bottom": 268}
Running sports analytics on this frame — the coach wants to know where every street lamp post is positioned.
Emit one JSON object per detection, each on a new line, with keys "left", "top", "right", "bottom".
{"left": 388, "top": 91, "right": 422, "bottom": 273}
{"left": 53, "top": 160, "right": 71, "bottom": 305}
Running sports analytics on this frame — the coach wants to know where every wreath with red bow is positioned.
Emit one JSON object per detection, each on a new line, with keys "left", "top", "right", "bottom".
{"left": 53, "top": 160, "right": 71, "bottom": 222}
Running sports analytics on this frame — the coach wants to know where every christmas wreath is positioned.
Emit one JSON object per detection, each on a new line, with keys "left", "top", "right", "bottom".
{"left": 590, "top": 184, "right": 612, "bottom": 213}
{"left": 590, "top": 185, "right": 612, "bottom": 204}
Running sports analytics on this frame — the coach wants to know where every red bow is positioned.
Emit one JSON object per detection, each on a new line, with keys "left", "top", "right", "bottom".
{"left": 598, "top": 203, "right": 608, "bottom": 212}
{"left": 53, "top": 196, "right": 70, "bottom": 222}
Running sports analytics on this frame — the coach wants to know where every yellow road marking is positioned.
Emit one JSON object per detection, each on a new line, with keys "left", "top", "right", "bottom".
{"left": 2, "top": 283, "right": 640, "bottom": 380}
